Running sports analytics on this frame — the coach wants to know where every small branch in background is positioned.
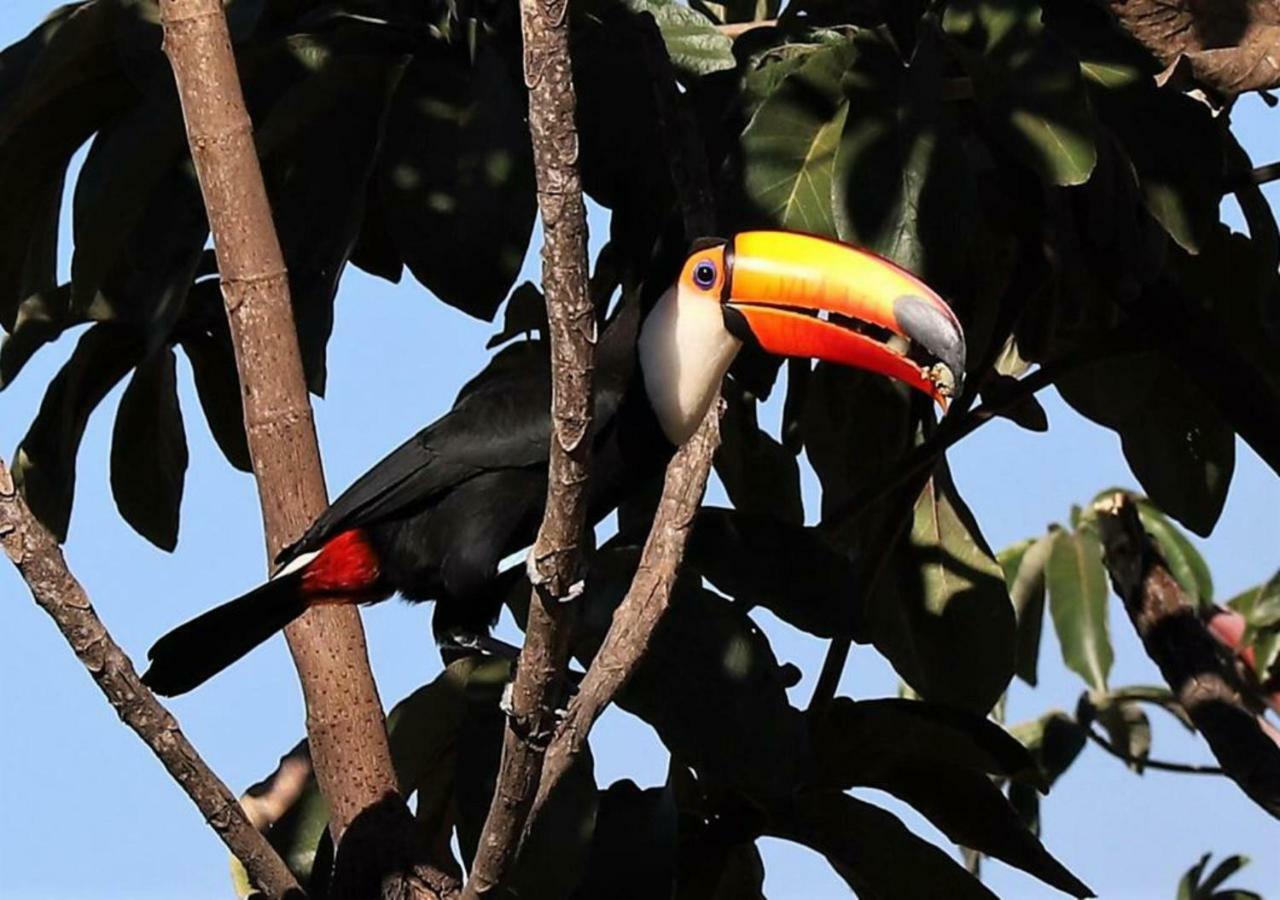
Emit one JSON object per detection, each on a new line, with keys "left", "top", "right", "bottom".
{"left": 461, "top": 0, "right": 596, "bottom": 891}
{"left": 1083, "top": 725, "right": 1225, "bottom": 775}
{"left": 1094, "top": 493, "right": 1280, "bottom": 819}
{"left": 0, "top": 460, "right": 301, "bottom": 900}
{"left": 525, "top": 403, "right": 722, "bottom": 830}
{"left": 1249, "top": 160, "right": 1280, "bottom": 187}
{"left": 158, "top": 2, "right": 455, "bottom": 895}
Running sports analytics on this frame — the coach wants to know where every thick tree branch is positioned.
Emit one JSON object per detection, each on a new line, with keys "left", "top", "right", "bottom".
{"left": 1094, "top": 492, "right": 1280, "bottom": 819}
{"left": 157, "top": 2, "right": 456, "bottom": 896}
{"left": 461, "top": 0, "right": 595, "bottom": 892}
{"left": 0, "top": 459, "right": 301, "bottom": 900}
{"left": 525, "top": 403, "right": 722, "bottom": 829}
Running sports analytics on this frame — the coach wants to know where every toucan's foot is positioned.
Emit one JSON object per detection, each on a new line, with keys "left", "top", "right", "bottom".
{"left": 500, "top": 680, "right": 516, "bottom": 718}
{"left": 560, "top": 579, "right": 586, "bottom": 604}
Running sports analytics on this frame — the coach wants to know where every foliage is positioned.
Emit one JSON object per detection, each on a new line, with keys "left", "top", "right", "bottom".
{"left": 1176, "top": 853, "right": 1262, "bottom": 900}
{"left": 3, "top": 0, "right": 1278, "bottom": 895}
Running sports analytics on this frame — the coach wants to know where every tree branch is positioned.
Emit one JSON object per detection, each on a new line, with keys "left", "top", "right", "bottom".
{"left": 525, "top": 403, "right": 722, "bottom": 830}
{"left": 1094, "top": 492, "right": 1280, "bottom": 819}
{"left": 1083, "top": 724, "right": 1225, "bottom": 776}
{"left": 157, "top": 2, "right": 456, "bottom": 895}
{"left": 461, "top": 0, "right": 595, "bottom": 892}
{"left": 0, "top": 459, "right": 301, "bottom": 900}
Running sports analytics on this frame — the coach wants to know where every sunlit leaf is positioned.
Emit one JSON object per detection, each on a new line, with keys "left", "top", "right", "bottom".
{"left": 624, "top": 0, "right": 736, "bottom": 76}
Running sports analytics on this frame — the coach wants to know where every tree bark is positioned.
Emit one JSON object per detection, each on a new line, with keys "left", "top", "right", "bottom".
{"left": 157, "top": 2, "right": 457, "bottom": 896}
{"left": 461, "top": 0, "right": 595, "bottom": 893}
{"left": 526, "top": 404, "right": 721, "bottom": 827}
{"left": 0, "top": 459, "right": 301, "bottom": 900}
{"left": 1094, "top": 492, "right": 1280, "bottom": 819}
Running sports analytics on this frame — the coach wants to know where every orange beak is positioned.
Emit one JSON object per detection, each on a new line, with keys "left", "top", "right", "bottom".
{"left": 718, "top": 231, "right": 966, "bottom": 405}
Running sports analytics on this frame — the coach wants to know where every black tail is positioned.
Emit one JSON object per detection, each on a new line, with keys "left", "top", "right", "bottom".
{"left": 142, "top": 571, "right": 309, "bottom": 697}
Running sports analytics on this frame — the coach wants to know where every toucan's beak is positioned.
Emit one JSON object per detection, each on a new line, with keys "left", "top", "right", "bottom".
{"left": 720, "top": 231, "right": 966, "bottom": 405}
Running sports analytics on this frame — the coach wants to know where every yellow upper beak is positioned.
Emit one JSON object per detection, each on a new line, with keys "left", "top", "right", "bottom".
{"left": 719, "top": 231, "right": 966, "bottom": 404}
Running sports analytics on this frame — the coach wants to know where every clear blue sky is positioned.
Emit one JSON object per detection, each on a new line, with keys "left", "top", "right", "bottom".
{"left": 1, "top": 4, "right": 1277, "bottom": 898}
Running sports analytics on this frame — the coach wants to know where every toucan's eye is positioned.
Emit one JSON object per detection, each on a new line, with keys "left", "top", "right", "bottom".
{"left": 693, "top": 260, "right": 717, "bottom": 289}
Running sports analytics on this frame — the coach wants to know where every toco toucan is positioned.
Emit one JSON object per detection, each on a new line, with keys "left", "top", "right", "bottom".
{"left": 142, "top": 231, "right": 966, "bottom": 696}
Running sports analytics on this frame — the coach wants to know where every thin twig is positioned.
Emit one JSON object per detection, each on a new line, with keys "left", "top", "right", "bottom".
{"left": 0, "top": 459, "right": 301, "bottom": 900}
{"left": 1095, "top": 493, "right": 1280, "bottom": 819}
{"left": 461, "top": 0, "right": 595, "bottom": 891}
{"left": 1083, "top": 724, "right": 1225, "bottom": 775}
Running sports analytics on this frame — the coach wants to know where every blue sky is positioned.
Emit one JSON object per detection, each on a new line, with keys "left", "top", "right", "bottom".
{"left": 2, "top": 4, "right": 1278, "bottom": 898}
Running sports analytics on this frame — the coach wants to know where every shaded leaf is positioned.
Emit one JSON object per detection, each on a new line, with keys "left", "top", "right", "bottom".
{"left": 999, "top": 534, "right": 1053, "bottom": 686}
{"left": 380, "top": 40, "right": 535, "bottom": 321}
{"left": 13, "top": 324, "right": 142, "bottom": 541}
{"left": 110, "top": 347, "right": 188, "bottom": 550}
{"left": 689, "top": 507, "right": 854, "bottom": 639}
{"left": 1090, "top": 695, "right": 1151, "bottom": 774}
{"left": 1046, "top": 528, "right": 1112, "bottom": 692}
{"left": 715, "top": 379, "right": 804, "bottom": 525}
{"left": 178, "top": 284, "right": 252, "bottom": 472}
{"left": 0, "top": 285, "right": 82, "bottom": 388}
{"left": 1010, "top": 710, "right": 1089, "bottom": 789}
{"left": 944, "top": 0, "right": 1097, "bottom": 185}
{"left": 740, "top": 39, "right": 851, "bottom": 235}
{"left": 776, "top": 791, "right": 999, "bottom": 900}
{"left": 866, "top": 466, "right": 1016, "bottom": 714}
{"left": 624, "top": 0, "right": 736, "bottom": 77}
{"left": 982, "top": 373, "right": 1049, "bottom": 432}
{"left": 485, "top": 282, "right": 547, "bottom": 349}
{"left": 1058, "top": 353, "right": 1235, "bottom": 536}
{"left": 574, "top": 780, "right": 677, "bottom": 899}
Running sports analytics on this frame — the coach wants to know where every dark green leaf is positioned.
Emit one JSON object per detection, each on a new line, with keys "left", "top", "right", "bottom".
{"left": 178, "top": 285, "right": 252, "bottom": 473}
{"left": 110, "top": 348, "right": 188, "bottom": 550}
{"left": 776, "top": 791, "right": 998, "bottom": 900}
{"left": 715, "top": 379, "right": 804, "bottom": 525}
{"left": 813, "top": 697, "right": 1039, "bottom": 785}
{"left": 848, "top": 761, "right": 1092, "bottom": 897}
{"left": 944, "top": 0, "right": 1097, "bottom": 185}
{"left": 380, "top": 41, "right": 535, "bottom": 322}
{"left": 260, "top": 34, "right": 407, "bottom": 394}
{"left": 0, "top": 285, "right": 82, "bottom": 388}
{"left": 1046, "top": 528, "right": 1112, "bottom": 692}
{"left": 1200, "top": 855, "right": 1251, "bottom": 896}
{"left": 574, "top": 780, "right": 677, "bottom": 899}
{"left": 13, "top": 324, "right": 142, "bottom": 541}
{"left": 833, "top": 29, "right": 977, "bottom": 285}
{"left": 1058, "top": 353, "right": 1235, "bottom": 536}
{"left": 624, "top": 0, "right": 735, "bottom": 76}
{"left": 688, "top": 507, "right": 854, "bottom": 639}
{"left": 485, "top": 282, "right": 547, "bottom": 350}
{"left": 740, "top": 39, "right": 851, "bottom": 235}
{"left": 866, "top": 466, "right": 1016, "bottom": 714}
{"left": 1132, "top": 498, "right": 1213, "bottom": 606}
{"left": 982, "top": 374, "right": 1049, "bottom": 432}
{"left": 1009, "top": 710, "right": 1088, "bottom": 789}
{"left": 1093, "top": 696, "right": 1151, "bottom": 774}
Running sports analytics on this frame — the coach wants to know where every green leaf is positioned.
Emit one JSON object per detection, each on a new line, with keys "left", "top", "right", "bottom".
{"left": 741, "top": 40, "right": 851, "bottom": 235}
{"left": 624, "top": 0, "right": 736, "bottom": 76}
{"left": 1000, "top": 534, "right": 1052, "bottom": 686}
{"left": 715, "top": 379, "right": 804, "bottom": 525}
{"left": 380, "top": 40, "right": 535, "bottom": 322}
{"left": 1200, "top": 855, "right": 1251, "bottom": 896}
{"left": 1226, "top": 572, "right": 1280, "bottom": 631}
{"left": 109, "top": 348, "right": 188, "bottom": 550}
{"left": 1132, "top": 498, "right": 1213, "bottom": 606}
{"left": 813, "top": 697, "right": 1039, "bottom": 785}
{"left": 1092, "top": 696, "right": 1151, "bottom": 774}
{"left": 777, "top": 791, "right": 999, "bottom": 900}
{"left": 0, "top": 285, "right": 82, "bottom": 388}
{"left": 1009, "top": 710, "right": 1088, "bottom": 789}
{"left": 688, "top": 508, "right": 854, "bottom": 639}
{"left": 832, "top": 29, "right": 978, "bottom": 284}
{"left": 982, "top": 374, "right": 1049, "bottom": 432}
{"left": 1046, "top": 528, "right": 1112, "bottom": 692}
{"left": 1059, "top": 353, "right": 1235, "bottom": 536}
{"left": 178, "top": 286, "right": 252, "bottom": 473}
{"left": 13, "top": 324, "right": 142, "bottom": 541}
{"left": 574, "top": 780, "right": 677, "bottom": 899}
{"left": 944, "top": 0, "right": 1097, "bottom": 186}
{"left": 848, "top": 760, "right": 1093, "bottom": 897}
{"left": 259, "top": 33, "right": 407, "bottom": 394}
{"left": 866, "top": 466, "right": 1017, "bottom": 714}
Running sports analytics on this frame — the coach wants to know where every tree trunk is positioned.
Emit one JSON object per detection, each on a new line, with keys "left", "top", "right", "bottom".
{"left": 157, "top": 2, "right": 457, "bottom": 895}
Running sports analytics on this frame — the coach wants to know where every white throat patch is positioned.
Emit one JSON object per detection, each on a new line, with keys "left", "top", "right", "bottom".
{"left": 638, "top": 285, "right": 743, "bottom": 445}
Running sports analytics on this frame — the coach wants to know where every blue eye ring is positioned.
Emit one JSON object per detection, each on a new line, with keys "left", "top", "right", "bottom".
{"left": 693, "top": 260, "right": 717, "bottom": 289}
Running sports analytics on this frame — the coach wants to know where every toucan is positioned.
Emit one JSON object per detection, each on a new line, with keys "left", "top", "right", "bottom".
{"left": 142, "top": 231, "right": 966, "bottom": 696}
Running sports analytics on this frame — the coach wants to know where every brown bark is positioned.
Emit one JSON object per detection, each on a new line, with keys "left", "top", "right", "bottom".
{"left": 1105, "top": 0, "right": 1280, "bottom": 95}
{"left": 0, "top": 459, "right": 301, "bottom": 899}
{"left": 1094, "top": 492, "right": 1280, "bottom": 819}
{"left": 157, "top": 2, "right": 457, "bottom": 896}
{"left": 527, "top": 404, "right": 721, "bottom": 826}
{"left": 461, "top": 0, "right": 595, "bottom": 892}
